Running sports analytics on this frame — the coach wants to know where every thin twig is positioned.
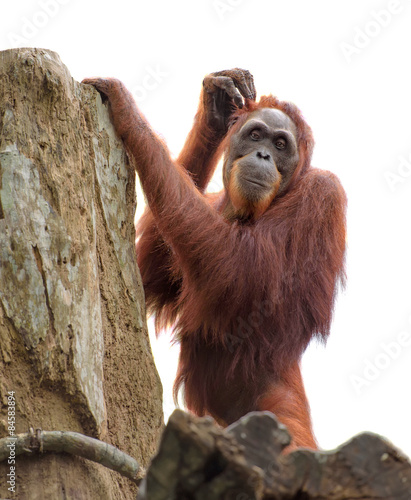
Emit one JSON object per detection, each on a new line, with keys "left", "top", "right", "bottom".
{"left": 0, "top": 429, "right": 142, "bottom": 484}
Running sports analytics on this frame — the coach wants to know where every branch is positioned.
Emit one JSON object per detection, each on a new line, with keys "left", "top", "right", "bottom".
{"left": 0, "top": 429, "right": 142, "bottom": 484}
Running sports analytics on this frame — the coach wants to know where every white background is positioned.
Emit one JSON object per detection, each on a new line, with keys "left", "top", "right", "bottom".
{"left": 1, "top": 0, "right": 411, "bottom": 457}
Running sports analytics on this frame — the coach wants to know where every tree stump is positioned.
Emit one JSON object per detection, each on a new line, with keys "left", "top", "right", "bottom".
{"left": 138, "top": 410, "right": 411, "bottom": 500}
{"left": 0, "top": 48, "right": 163, "bottom": 499}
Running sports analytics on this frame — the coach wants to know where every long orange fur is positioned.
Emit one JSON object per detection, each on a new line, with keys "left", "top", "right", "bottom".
{"left": 85, "top": 77, "right": 347, "bottom": 449}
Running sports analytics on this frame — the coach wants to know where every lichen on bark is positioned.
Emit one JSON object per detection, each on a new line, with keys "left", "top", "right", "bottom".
{"left": 0, "top": 48, "right": 163, "bottom": 499}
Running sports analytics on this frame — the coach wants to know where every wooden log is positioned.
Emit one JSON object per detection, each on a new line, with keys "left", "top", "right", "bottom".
{"left": 138, "top": 410, "right": 411, "bottom": 500}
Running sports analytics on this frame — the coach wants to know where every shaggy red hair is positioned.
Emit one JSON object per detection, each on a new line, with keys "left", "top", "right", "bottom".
{"left": 83, "top": 76, "right": 346, "bottom": 448}
{"left": 137, "top": 95, "right": 346, "bottom": 428}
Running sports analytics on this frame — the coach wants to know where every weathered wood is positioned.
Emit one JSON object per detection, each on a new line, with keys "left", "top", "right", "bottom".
{"left": 0, "top": 47, "right": 163, "bottom": 499}
{"left": 138, "top": 409, "right": 264, "bottom": 500}
{"left": 138, "top": 410, "right": 411, "bottom": 500}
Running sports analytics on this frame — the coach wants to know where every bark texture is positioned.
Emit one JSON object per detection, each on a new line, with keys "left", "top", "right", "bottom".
{"left": 0, "top": 47, "right": 163, "bottom": 500}
{"left": 138, "top": 410, "right": 411, "bottom": 500}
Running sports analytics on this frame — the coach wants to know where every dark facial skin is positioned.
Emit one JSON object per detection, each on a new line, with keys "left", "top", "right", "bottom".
{"left": 223, "top": 108, "right": 299, "bottom": 215}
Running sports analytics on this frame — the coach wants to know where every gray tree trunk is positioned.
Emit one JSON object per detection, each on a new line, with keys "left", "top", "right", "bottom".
{"left": 0, "top": 48, "right": 163, "bottom": 499}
